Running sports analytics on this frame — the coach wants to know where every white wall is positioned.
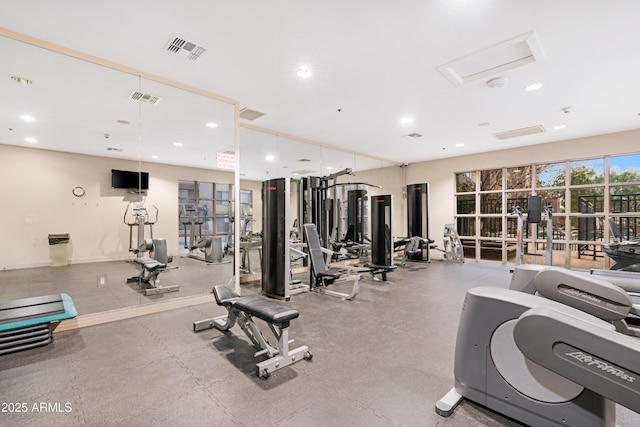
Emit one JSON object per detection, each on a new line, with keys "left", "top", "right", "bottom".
{"left": 359, "top": 129, "right": 640, "bottom": 248}
{"left": 0, "top": 144, "right": 233, "bottom": 269}
{"left": 413, "top": 129, "right": 640, "bottom": 245}
{"left": 3, "top": 129, "right": 638, "bottom": 269}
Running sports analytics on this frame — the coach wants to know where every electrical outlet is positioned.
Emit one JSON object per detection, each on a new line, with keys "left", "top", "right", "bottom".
{"left": 97, "top": 274, "right": 108, "bottom": 287}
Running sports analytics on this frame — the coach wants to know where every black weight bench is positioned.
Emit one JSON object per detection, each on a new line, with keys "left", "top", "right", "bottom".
{"left": 366, "top": 263, "right": 398, "bottom": 281}
{"left": 193, "top": 285, "right": 312, "bottom": 378}
{"left": 127, "top": 256, "right": 179, "bottom": 295}
{"left": 398, "top": 236, "right": 434, "bottom": 263}
{"left": 0, "top": 293, "right": 77, "bottom": 355}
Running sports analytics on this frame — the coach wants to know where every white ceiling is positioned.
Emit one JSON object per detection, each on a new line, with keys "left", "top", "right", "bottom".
{"left": 2, "top": 0, "right": 640, "bottom": 174}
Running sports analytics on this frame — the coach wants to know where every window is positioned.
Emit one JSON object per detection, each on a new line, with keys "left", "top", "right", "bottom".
{"left": 178, "top": 180, "right": 242, "bottom": 251}
{"left": 456, "top": 172, "right": 476, "bottom": 193}
{"left": 507, "top": 165, "right": 531, "bottom": 189}
{"left": 537, "top": 162, "right": 565, "bottom": 187}
{"left": 570, "top": 159, "right": 604, "bottom": 185}
{"left": 454, "top": 154, "right": 640, "bottom": 269}
{"left": 480, "top": 169, "right": 502, "bottom": 191}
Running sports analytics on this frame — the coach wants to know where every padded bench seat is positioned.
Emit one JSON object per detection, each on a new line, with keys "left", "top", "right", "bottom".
{"left": 195, "top": 285, "right": 312, "bottom": 378}
{"left": 234, "top": 297, "right": 299, "bottom": 327}
{"left": 212, "top": 286, "right": 299, "bottom": 327}
{"left": 133, "top": 256, "right": 165, "bottom": 271}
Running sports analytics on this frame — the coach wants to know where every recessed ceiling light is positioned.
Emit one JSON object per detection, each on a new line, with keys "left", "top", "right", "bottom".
{"left": 327, "top": 166, "right": 334, "bottom": 170}
{"left": 173, "top": 142, "right": 183, "bottom": 147}
{"left": 525, "top": 83, "right": 543, "bottom": 91}
{"left": 455, "top": 143, "right": 465, "bottom": 147}
{"left": 297, "top": 66, "right": 312, "bottom": 78}
{"left": 553, "top": 125, "right": 567, "bottom": 130}
{"left": 206, "top": 122, "right": 218, "bottom": 128}
{"left": 400, "top": 117, "right": 414, "bottom": 124}
{"left": 25, "top": 137, "right": 37, "bottom": 144}
{"left": 151, "top": 155, "right": 159, "bottom": 159}
{"left": 11, "top": 76, "right": 33, "bottom": 85}
{"left": 20, "top": 114, "right": 36, "bottom": 122}
{"left": 266, "top": 154, "right": 275, "bottom": 161}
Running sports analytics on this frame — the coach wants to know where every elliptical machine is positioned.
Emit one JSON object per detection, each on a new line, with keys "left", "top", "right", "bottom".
{"left": 123, "top": 202, "right": 178, "bottom": 295}
{"left": 180, "top": 203, "right": 228, "bottom": 264}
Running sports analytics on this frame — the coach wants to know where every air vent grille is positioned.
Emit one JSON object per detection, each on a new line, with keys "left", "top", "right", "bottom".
{"left": 129, "top": 91, "right": 162, "bottom": 105}
{"left": 292, "top": 169, "right": 316, "bottom": 175}
{"left": 493, "top": 125, "right": 546, "bottom": 140}
{"left": 106, "top": 147, "right": 124, "bottom": 152}
{"left": 165, "top": 36, "right": 206, "bottom": 61}
{"left": 298, "top": 158, "right": 311, "bottom": 162}
{"left": 239, "top": 108, "right": 266, "bottom": 121}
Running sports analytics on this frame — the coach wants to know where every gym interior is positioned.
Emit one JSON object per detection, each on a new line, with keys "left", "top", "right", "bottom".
{"left": 2, "top": 3, "right": 640, "bottom": 426}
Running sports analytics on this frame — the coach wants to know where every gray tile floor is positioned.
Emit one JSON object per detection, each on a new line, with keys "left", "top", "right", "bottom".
{"left": 1, "top": 261, "right": 638, "bottom": 426}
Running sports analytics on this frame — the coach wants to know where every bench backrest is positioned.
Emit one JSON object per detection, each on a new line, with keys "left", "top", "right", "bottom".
{"left": 303, "top": 223, "right": 329, "bottom": 277}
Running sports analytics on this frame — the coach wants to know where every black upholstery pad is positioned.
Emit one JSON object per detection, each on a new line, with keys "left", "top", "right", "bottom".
{"left": 212, "top": 285, "right": 240, "bottom": 306}
{"left": 234, "top": 297, "right": 299, "bottom": 324}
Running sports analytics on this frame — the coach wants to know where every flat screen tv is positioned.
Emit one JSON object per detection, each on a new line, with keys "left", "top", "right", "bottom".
{"left": 111, "top": 169, "right": 149, "bottom": 190}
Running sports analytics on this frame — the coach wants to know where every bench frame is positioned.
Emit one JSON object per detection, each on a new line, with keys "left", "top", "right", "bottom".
{"left": 193, "top": 286, "right": 312, "bottom": 378}
{"left": 127, "top": 257, "right": 179, "bottom": 295}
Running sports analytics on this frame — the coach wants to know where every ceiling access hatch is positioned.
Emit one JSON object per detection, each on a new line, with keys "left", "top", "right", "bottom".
{"left": 165, "top": 35, "right": 207, "bottom": 61}
{"left": 493, "top": 125, "right": 546, "bottom": 140}
{"left": 438, "top": 31, "right": 546, "bottom": 87}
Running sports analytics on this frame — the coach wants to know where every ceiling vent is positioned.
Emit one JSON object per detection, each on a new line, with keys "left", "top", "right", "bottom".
{"left": 129, "top": 90, "right": 162, "bottom": 105}
{"left": 165, "top": 35, "right": 206, "bottom": 61}
{"left": 298, "top": 158, "right": 311, "bottom": 162}
{"left": 239, "top": 108, "right": 266, "bottom": 121}
{"left": 292, "top": 169, "right": 316, "bottom": 175}
{"left": 106, "top": 147, "right": 124, "bottom": 152}
{"left": 405, "top": 132, "right": 423, "bottom": 139}
{"left": 493, "top": 125, "right": 546, "bottom": 140}
{"left": 438, "top": 31, "right": 546, "bottom": 87}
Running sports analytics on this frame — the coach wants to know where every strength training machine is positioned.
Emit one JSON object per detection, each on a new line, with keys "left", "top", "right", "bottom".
{"left": 303, "top": 223, "right": 361, "bottom": 300}
{"left": 365, "top": 194, "right": 397, "bottom": 281}
{"left": 400, "top": 183, "right": 434, "bottom": 263}
{"left": 429, "top": 224, "right": 465, "bottom": 263}
{"left": 262, "top": 178, "right": 308, "bottom": 300}
{"left": 193, "top": 285, "right": 312, "bottom": 379}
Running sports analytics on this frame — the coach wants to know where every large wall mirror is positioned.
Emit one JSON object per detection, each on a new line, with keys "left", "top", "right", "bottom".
{"left": 238, "top": 125, "right": 400, "bottom": 282}
{"left": 0, "top": 29, "right": 400, "bottom": 321}
{"left": 0, "top": 30, "right": 236, "bottom": 315}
